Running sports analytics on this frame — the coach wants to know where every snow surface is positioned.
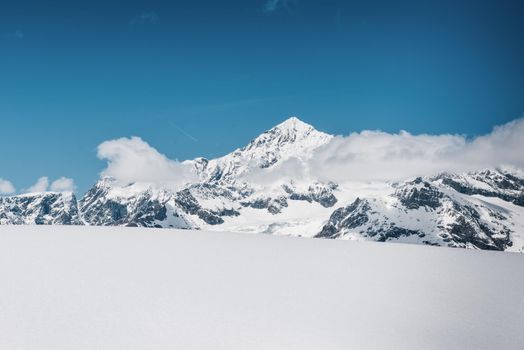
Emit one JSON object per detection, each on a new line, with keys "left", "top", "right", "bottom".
{"left": 0, "top": 225, "right": 522, "bottom": 349}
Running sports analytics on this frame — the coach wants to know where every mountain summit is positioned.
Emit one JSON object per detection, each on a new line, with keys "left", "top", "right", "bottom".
{"left": 266, "top": 116, "right": 319, "bottom": 139}
{"left": 242, "top": 116, "right": 330, "bottom": 154}
{"left": 196, "top": 117, "right": 332, "bottom": 183}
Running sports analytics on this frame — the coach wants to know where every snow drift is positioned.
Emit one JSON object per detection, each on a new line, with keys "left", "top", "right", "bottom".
{"left": 0, "top": 225, "right": 522, "bottom": 349}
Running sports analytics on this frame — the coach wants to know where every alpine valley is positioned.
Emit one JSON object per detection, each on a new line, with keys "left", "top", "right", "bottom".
{"left": 2, "top": 117, "right": 523, "bottom": 252}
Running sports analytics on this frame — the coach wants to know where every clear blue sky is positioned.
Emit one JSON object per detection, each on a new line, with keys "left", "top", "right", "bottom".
{"left": 1, "top": 0, "right": 523, "bottom": 193}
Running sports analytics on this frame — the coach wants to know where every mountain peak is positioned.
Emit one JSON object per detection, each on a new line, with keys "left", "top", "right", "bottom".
{"left": 199, "top": 116, "right": 332, "bottom": 182}
{"left": 273, "top": 116, "right": 315, "bottom": 133}
{"left": 246, "top": 116, "right": 330, "bottom": 152}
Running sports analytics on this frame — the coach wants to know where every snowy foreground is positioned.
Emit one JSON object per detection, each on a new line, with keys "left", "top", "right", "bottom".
{"left": 0, "top": 226, "right": 523, "bottom": 350}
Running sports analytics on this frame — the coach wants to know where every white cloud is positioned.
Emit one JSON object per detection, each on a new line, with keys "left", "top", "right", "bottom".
{"left": 26, "top": 177, "right": 49, "bottom": 193}
{"left": 0, "top": 178, "right": 15, "bottom": 194}
{"left": 97, "top": 136, "right": 197, "bottom": 187}
{"left": 245, "top": 117, "right": 524, "bottom": 184}
{"left": 50, "top": 177, "right": 76, "bottom": 192}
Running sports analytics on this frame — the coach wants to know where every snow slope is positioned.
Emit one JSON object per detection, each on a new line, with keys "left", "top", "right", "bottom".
{"left": 0, "top": 225, "right": 522, "bottom": 350}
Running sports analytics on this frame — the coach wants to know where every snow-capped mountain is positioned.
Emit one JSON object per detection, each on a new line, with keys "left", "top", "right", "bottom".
{"left": 188, "top": 116, "right": 332, "bottom": 183}
{"left": 77, "top": 117, "right": 337, "bottom": 229}
{"left": 317, "top": 174, "right": 523, "bottom": 251}
{"left": 1, "top": 117, "right": 523, "bottom": 252}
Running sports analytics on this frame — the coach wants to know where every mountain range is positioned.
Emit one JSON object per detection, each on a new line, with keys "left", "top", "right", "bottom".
{"left": 1, "top": 117, "right": 523, "bottom": 252}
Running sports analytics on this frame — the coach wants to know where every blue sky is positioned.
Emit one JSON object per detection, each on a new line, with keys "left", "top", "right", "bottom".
{"left": 1, "top": 0, "right": 523, "bottom": 193}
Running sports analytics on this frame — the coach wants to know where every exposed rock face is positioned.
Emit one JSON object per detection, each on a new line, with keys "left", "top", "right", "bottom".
{"left": 316, "top": 173, "right": 518, "bottom": 251}
{"left": 316, "top": 197, "right": 425, "bottom": 243}
{"left": 240, "top": 196, "right": 289, "bottom": 215}
{"left": 434, "top": 170, "right": 524, "bottom": 206}
{"left": 174, "top": 188, "right": 234, "bottom": 225}
{"left": 395, "top": 178, "right": 442, "bottom": 210}
{"left": 284, "top": 182, "right": 338, "bottom": 208}
{"left": 316, "top": 198, "right": 371, "bottom": 239}
{"left": 79, "top": 178, "right": 194, "bottom": 228}
{"left": 0, "top": 192, "right": 81, "bottom": 225}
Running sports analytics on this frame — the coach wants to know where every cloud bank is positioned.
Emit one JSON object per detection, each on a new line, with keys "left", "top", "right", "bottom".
{"left": 245, "top": 117, "right": 524, "bottom": 184}
{"left": 0, "top": 178, "right": 15, "bottom": 194}
{"left": 97, "top": 137, "right": 197, "bottom": 187}
{"left": 96, "top": 118, "right": 524, "bottom": 189}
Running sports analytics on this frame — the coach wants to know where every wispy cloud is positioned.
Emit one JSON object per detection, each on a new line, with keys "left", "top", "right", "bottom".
{"left": 263, "top": 0, "right": 296, "bottom": 13}
{"left": 169, "top": 122, "right": 199, "bottom": 142}
{"left": 6, "top": 30, "right": 24, "bottom": 40}
{"left": 133, "top": 11, "right": 159, "bottom": 24}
